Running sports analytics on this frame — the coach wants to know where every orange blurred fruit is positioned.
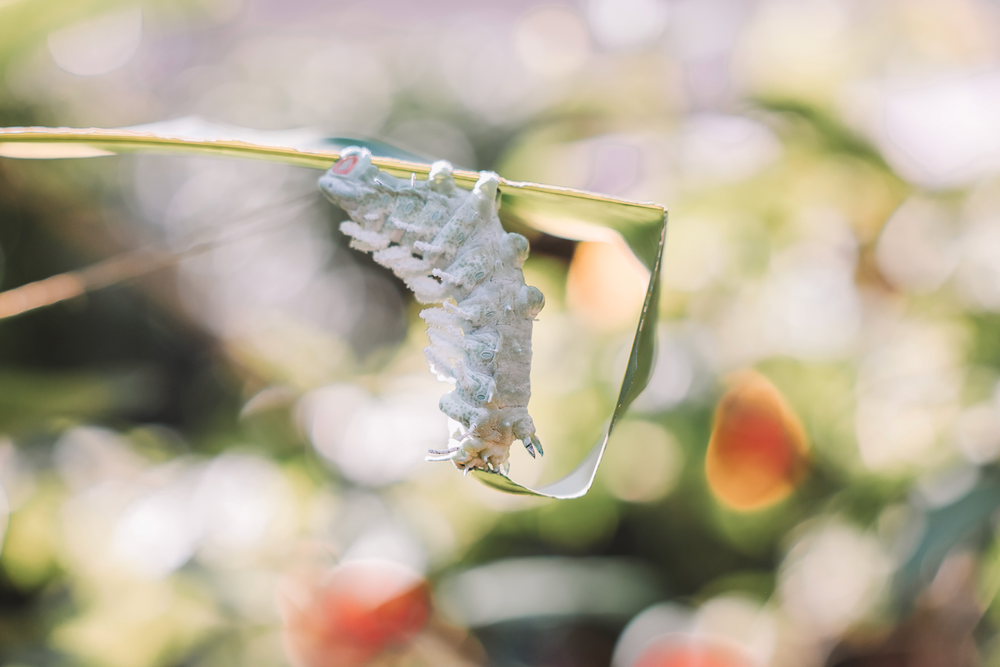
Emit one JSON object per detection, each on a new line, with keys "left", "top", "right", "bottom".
{"left": 705, "top": 370, "right": 809, "bottom": 511}
{"left": 634, "top": 637, "right": 751, "bottom": 667}
{"left": 278, "top": 558, "right": 431, "bottom": 667}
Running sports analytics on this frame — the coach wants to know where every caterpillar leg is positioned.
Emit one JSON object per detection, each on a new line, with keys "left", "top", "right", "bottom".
{"left": 425, "top": 326, "right": 464, "bottom": 355}
{"left": 405, "top": 276, "right": 452, "bottom": 304}
{"left": 454, "top": 424, "right": 477, "bottom": 442}
{"left": 340, "top": 222, "right": 391, "bottom": 250}
{"left": 424, "top": 350, "right": 455, "bottom": 381}
{"left": 430, "top": 267, "right": 462, "bottom": 285}
{"left": 413, "top": 240, "right": 443, "bottom": 255}
{"left": 373, "top": 246, "right": 432, "bottom": 275}
{"left": 425, "top": 446, "right": 461, "bottom": 462}
{"left": 418, "top": 307, "right": 464, "bottom": 336}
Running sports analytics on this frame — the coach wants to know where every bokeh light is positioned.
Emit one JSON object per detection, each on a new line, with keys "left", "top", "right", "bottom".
{"left": 48, "top": 8, "right": 143, "bottom": 77}
{"left": 278, "top": 558, "right": 431, "bottom": 667}
{"left": 705, "top": 370, "right": 809, "bottom": 511}
{"left": 778, "top": 519, "right": 890, "bottom": 640}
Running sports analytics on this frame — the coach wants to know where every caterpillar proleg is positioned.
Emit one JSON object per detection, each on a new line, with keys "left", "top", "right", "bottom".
{"left": 319, "top": 148, "right": 545, "bottom": 474}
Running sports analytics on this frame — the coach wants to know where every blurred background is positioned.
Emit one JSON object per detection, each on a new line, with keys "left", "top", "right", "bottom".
{"left": 1, "top": 0, "right": 1000, "bottom": 665}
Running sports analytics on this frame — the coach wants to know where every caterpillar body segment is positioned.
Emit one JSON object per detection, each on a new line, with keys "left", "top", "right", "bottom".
{"left": 318, "top": 148, "right": 545, "bottom": 473}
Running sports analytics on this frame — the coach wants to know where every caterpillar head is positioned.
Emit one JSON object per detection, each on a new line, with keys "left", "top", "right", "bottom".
{"left": 318, "top": 147, "right": 377, "bottom": 202}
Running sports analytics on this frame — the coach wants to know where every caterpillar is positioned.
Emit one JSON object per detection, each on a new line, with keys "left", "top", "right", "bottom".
{"left": 318, "top": 147, "right": 545, "bottom": 474}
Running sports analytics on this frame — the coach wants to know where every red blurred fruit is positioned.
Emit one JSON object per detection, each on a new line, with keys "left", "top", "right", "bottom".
{"left": 278, "top": 558, "right": 432, "bottom": 667}
{"left": 705, "top": 370, "right": 809, "bottom": 511}
{"left": 634, "top": 637, "right": 751, "bottom": 667}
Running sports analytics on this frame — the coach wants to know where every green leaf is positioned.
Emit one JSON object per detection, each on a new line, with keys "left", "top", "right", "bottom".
{"left": 471, "top": 222, "right": 664, "bottom": 498}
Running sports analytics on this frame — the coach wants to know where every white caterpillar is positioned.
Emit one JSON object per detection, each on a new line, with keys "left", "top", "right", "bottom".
{"left": 318, "top": 147, "right": 545, "bottom": 474}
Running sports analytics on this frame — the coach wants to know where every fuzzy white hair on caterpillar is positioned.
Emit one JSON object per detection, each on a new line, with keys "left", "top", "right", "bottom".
{"left": 319, "top": 147, "right": 545, "bottom": 474}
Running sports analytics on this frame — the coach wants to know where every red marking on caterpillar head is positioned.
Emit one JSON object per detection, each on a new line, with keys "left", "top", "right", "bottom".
{"left": 333, "top": 155, "right": 358, "bottom": 174}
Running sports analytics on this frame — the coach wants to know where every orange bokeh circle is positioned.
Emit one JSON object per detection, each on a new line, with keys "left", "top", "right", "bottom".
{"left": 705, "top": 370, "right": 810, "bottom": 511}
{"left": 279, "top": 559, "right": 431, "bottom": 667}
